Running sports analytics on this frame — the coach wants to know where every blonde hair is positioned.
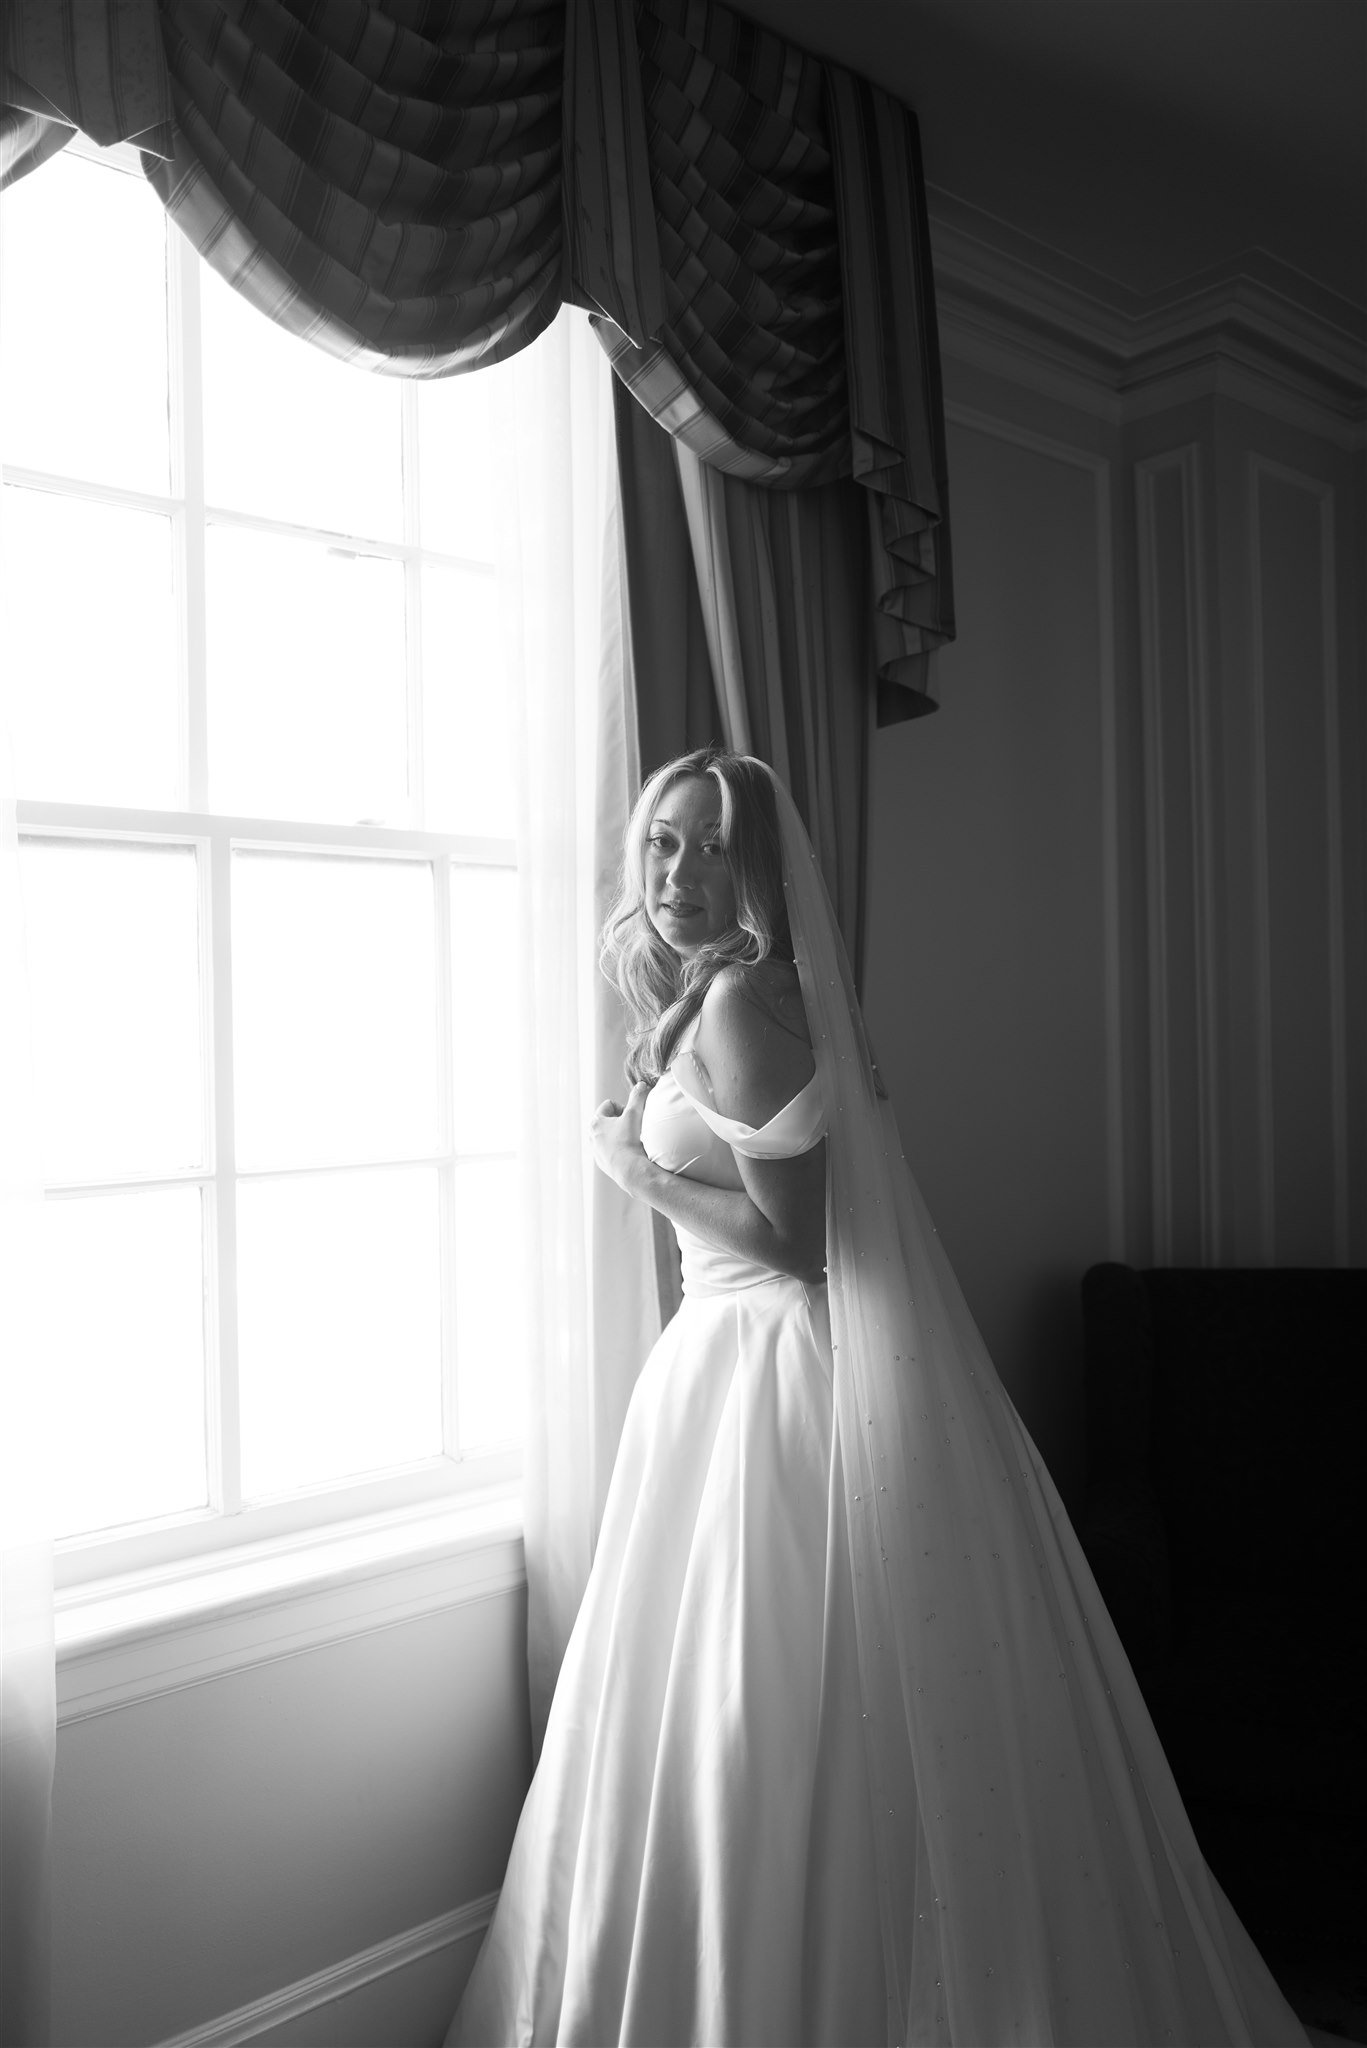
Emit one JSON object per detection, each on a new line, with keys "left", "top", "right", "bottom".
{"left": 600, "top": 749, "right": 793, "bottom": 1084}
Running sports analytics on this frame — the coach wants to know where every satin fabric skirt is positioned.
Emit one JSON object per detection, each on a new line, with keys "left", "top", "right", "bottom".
{"left": 447, "top": 1273, "right": 888, "bottom": 2048}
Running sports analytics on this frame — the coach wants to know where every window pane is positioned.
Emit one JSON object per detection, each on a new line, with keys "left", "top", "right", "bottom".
{"left": 232, "top": 851, "right": 439, "bottom": 1170}
{"left": 454, "top": 1157, "right": 524, "bottom": 1451}
{"left": 417, "top": 365, "right": 515, "bottom": 560}
{"left": 237, "top": 1167, "right": 443, "bottom": 1498}
{"left": 422, "top": 564, "right": 515, "bottom": 836}
{"left": 450, "top": 865, "right": 520, "bottom": 1155}
{"left": 1, "top": 486, "right": 179, "bottom": 807}
{"left": 206, "top": 525, "right": 407, "bottom": 824}
{"left": 43, "top": 1186, "right": 207, "bottom": 1539}
{"left": 20, "top": 839, "right": 204, "bottom": 1183}
{"left": 200, "top": 261, "right": 402, "bottom": 541}
{"left": 0, "top": 150, "right": 169, "bottom": 493}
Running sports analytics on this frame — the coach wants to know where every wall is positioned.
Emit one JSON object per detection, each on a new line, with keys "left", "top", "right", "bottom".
{"left": 864, "top": 380, "right": 1121, "bottom": 1506}
{"left": 52, "top": 1588, "right": 531, "bottom": 2047}
{"left": 864, "top": 216, "right": 1366, "bottom": 1519}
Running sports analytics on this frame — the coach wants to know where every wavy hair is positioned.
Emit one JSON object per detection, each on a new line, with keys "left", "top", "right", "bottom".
{"left": 601, "top": 749, "right": 793, "bottom": 1084}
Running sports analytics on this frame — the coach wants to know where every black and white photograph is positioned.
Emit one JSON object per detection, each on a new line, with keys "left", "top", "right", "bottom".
{"left": 0, "top": 1, "right": 1363, "bottom": 2044}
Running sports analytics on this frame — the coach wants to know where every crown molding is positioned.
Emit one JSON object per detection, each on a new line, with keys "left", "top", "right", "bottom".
{"left": 927, "top": 189, "right": 1367, "bottom": 448}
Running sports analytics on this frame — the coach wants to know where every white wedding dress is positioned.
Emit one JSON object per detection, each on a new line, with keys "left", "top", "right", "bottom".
{"left": 448, "top": 770, "right": 1308, "bottom": 2048}
{"left": 451, "top": 1029, "right": 888, "bottom": 2044}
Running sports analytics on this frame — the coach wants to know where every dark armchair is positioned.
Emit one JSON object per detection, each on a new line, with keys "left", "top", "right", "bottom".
{"left": 1079, "top": 1263, "right": 1367, "bottom": 2032}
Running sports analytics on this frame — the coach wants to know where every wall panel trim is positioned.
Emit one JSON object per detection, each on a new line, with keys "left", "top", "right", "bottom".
{"left": 944, "top": 404, "right": 1125, "bottom": 1260}
{"left": 1247, "top": 453, "right": 1349, "bottom": 1264}
{"left": 1246, "top": 455, "right": 1279, "bottom": 1262}
{"left": 151, "top": 1892, "right": 498, "bottom": 2048}
{"left": 1134, "top": 446, "right": 1220, "bottom": 1265}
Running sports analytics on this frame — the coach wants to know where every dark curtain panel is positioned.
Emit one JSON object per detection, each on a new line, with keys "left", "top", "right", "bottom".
{"left": 700, "top": 467, "right": 872, "bottom": 979}
{"left": 611, "top": 375, "right": 722, "bottom": 778}
{"left": 145, "top": 0, "right": 566, "bottom": 371}
{"left": 592, "top": 0, "right": 953, "bottom": 721}
{"left": 2, "top": 0, "right": 955, "bottom": 955}
{"left": 1, "top": 0, "right": 174, "bottom": 180}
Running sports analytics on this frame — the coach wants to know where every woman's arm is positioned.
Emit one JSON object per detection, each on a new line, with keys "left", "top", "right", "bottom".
{"left": 591, "top": 965, "right": 827, "bottom": 1287}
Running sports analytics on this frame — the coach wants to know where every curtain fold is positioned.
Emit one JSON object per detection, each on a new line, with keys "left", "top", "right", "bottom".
{"left": 609, "top": 375, "right": 720, "bottom": 780}
{"left": 672, "top": 443, "right": 871, "bottom": 978}
{"left": 590, "top": 0, "right": 952, "bottom": 720}
{"left": 143, "top": 0, "right": 566, "bottom": 370}
{"left": 501, "top": 310, "right": 660, "bottom": 1747}
{"left": 3, "top": 0, "right": 954, "bottom": 706}
{"left": 560, "top": 0, "right": 663, "bottom": 341}
{"left": 0, "top": 0, "right": 174, "bottom": 177}
{"left": 826, "top": 67, "right": 953, "bottom": 716}
{"left": 593, "top": 0, "right": 846, "bottom": 485}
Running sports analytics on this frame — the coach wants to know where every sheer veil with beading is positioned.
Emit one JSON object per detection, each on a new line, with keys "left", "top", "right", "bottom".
{"left": 768, "top": 763, "right": 1303, "bottom": 2048}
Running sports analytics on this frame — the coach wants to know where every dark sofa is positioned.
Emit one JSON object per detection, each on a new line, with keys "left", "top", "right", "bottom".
{"left": 1079, "top": 1263, "right": 1367, "bottom": 2030}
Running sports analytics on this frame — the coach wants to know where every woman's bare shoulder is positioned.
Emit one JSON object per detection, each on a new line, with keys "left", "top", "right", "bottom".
{"left": 694, "top": 961, "right": 815, "bottom": 1125}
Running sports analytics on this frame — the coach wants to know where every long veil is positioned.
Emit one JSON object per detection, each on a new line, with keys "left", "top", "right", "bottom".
{"left": 766, "top": 764, "right": 1304, "bottom": 2047}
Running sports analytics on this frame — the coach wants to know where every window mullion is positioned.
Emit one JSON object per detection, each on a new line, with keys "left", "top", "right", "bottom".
{"left": 172, "top": 231, "right": 209, "bottom": 813}
{"left": 208, "top": 831, "right": 243, "bottom": 1515}
{"left": 401, "top": 382, "right": 424, "bottom": 833}
{"left": 434, "top": 856, "right": 460, "bottom": 1459}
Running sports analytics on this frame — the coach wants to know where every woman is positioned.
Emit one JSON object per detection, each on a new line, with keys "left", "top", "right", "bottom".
{"left": 449, "top": 750, "right": 1306, "bottom": 2048}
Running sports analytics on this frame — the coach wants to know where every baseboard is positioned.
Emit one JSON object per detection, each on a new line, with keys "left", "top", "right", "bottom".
{"left": 152, "top": 1892, "right": 498, "bottom": 2048}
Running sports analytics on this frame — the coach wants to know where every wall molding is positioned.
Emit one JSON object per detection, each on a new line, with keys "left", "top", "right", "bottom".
{"left": 1134, "top": 446, "right": 1221, "bottom": 1266}
{"left": 1245, "top": 456, "right": 1278, "bottom": 1263}
{"left": 930, "top": 190, "right": 1366, "bottom": 446}
{"left": 56, "top": 1502, "right": 525, "bottom": 1724}
{"left": 943, "top": 403, "right": 1125, "bottom": 1261}
{"left": 1246, "top": 453, "right": 1349, "bottom": 1266}
{"left": 1135, "top": 455, "right": 1175, "bottom": 1265}
{"left": 152, "top": 1892, "right": 498, "bottom": 2048}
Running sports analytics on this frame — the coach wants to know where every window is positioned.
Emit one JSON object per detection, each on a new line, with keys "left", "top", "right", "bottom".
{"left": 2, "top": 141, "right": 528, "bottom": 1583}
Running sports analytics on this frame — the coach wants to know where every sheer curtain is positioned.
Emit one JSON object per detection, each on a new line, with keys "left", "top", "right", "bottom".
{"left": 498, "top": 307, "right": 661, "bottom": 1746}
{"left": 671, "top": 445, "right": 873, "bottom": 972}
{"left": 0, "top": 211, "right": 54, "bottom": 2040}
{"left": 0, "top": 780, "right": 51, "bottom": 2048}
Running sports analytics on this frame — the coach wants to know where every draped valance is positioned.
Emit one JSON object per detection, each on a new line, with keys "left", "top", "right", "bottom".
{"left": 0, "top": 0, "right": 953, "bottom": 716}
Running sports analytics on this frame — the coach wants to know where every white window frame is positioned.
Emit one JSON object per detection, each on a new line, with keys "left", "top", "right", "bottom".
{"left": 6, "top": 137, "right": 524, "bottom": 1602}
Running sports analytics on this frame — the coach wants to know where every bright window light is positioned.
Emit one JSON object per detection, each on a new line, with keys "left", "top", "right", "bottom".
{"left": 205, "top": 526, "right": 409, "bottom": 824}
{"left": 18, "top": 838, "right": 204, "bottom": 1184}
{"left": 2, "top": 486, "right": 180, "bottom": 808}
{"left": 0, "top": 147, "right": 170, "bottom": 492}
{"left": 231, "top": 851, "right": 440, "bottom": 1172}
{"left": 40, "top": 1186, "right": 208, "bottom": 1538}
{"left": 200, "top": 258, "right": 404, "bottom": 541}
{"left": 2, "top": 144, "right": 527, "bottom": 1566}
{"left": 236, "top": 1167, "right": 444, "bottom": 1500}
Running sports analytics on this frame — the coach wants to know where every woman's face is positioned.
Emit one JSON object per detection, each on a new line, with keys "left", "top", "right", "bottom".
{"left": 643, "top": 775, "right": 738, "bottom": 958}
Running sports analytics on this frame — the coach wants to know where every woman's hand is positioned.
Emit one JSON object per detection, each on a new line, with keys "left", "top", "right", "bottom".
{"left": 590, "top": 1080, "right": 653, "bottom": 1197}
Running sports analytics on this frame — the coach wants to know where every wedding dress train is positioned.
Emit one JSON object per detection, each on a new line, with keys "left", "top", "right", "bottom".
{"left": 448, "top": 773, "right": 1307, "bottom": 2048}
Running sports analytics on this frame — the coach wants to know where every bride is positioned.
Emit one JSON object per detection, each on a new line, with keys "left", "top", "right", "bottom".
{"left": 447, "top": 749, "right": 1306, "bottom": 2047}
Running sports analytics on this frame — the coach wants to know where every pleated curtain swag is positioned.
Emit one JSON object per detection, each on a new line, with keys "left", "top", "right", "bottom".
{"left": 0, "top": 0, "right": 954, "bottom": 721}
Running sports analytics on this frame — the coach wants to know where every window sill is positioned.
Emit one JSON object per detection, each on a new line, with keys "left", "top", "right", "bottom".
{"left": 55, "top": 1486, "right": 525, "bottom": 1726}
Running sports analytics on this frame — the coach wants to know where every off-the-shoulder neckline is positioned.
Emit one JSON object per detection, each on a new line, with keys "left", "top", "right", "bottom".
{"left": 667, "top": 1033, "right": 820, "bottom": 1138}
